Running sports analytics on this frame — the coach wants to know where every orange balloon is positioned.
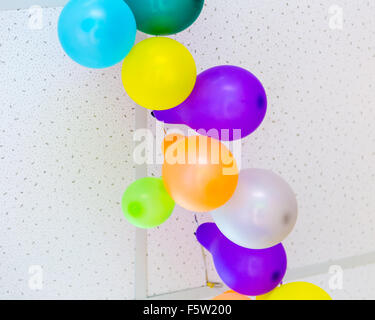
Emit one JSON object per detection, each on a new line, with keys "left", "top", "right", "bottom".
{"left": 162, "top": 135, "right": 239, "bottom": 212}
{"left": 161, "top": 133, "right": 184, "bottom": 156}
{"left": 213, "top": 290, "right": 251, "bottom": 301}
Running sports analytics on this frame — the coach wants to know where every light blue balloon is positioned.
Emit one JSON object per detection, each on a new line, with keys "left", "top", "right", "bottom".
{"left": 58, "top": 0, "right": 136, "bottom": 68}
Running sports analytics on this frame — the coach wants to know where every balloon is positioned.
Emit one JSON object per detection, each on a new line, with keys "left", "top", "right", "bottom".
{"left": 196, "top": 223, "right": 287, "bottom": 296}
{"left": 124, "top": 0, "right": 204, "bottom": 35}
{"left": 153, "top": 65, "right": 267, "bottom": 141}
{"left": 213, "top": 290, "right": 251, "bottom": 301}
{"left": 122, "top": 37, "right": 197, "bottom": 110}
{"left": 211, "top": 169, "right": 298, "bottom": 249}
{"left": 256, "top": 282, "right": 332, "bottom": 300}
{"left": 162, "top": 135, "right": 239, "bottom": 212}
{"left": 161, "top": 133, "right": 185, "bottom": 155}
{"left": 121, "top": 177, "right": 175, "bottom": 228}
{"left": 58, "top": 0, "right": 136, "bottom": 68}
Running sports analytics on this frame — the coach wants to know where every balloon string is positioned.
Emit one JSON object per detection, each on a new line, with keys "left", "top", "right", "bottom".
{"left": 194, "top": 214, "right": 222, "bottom": 289}
{"left": 194, "top": 214, "right": 209, "bottom": 285}
{"left": 157, "top": 107, "right": 220, "bottom": 288}
{"left": 194, "top": 214, "right": 199, "bottom": 225}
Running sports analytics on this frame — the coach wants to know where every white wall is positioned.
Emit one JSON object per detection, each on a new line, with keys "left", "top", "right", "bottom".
{"left": 0, "top": 1, "right": 375, "bottom": 299}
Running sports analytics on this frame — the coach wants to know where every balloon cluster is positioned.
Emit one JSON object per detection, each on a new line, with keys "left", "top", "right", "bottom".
{"left": 58, "top": 0, "right": 331, "bottom": 300}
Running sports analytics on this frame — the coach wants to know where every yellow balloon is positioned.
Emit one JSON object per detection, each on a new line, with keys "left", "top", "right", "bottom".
{"left": 256, "top": 282, "right": 332, "bottom": 300}
{"left": 122, "top": 37, "right": 196, "bottom": 110}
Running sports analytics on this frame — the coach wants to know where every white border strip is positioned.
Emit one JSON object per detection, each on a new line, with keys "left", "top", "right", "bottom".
{"left": 134, "top": 104, "right": 148, "bottom": 300}
{"left": 148, "top": 251, "right": 375, "bottom": 300}
{"left": 133, "top": 32, "right": 148, "bottom": 299}
{"left": 0, "top": 1, "right": 68, "bottom": 10}
{"left": 285, "top": 250, "right": 375, "bottom": 282}
{"left": 147, "top": 285, "right": 229, "bottom": 301}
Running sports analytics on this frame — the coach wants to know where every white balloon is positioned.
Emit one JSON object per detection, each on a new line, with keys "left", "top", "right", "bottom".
{"left": 211, "top": 169, "right": 298, "bottom": 249}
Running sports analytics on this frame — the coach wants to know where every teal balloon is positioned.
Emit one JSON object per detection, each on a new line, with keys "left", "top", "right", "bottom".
{"left": 58, "top": 0, "right": 136, "bottom": 68}
{"left": 124, "top": 0, "right": 204, "bottom": 35}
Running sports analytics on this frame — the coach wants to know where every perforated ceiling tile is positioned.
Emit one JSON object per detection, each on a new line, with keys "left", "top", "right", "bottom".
{"left": 147, "top": 0, "right": 375, "bottom": 296}
{"left": 0, "top": 8, "right": 136, "bottom": 299}
{"left": 1, "top": 0, "right": 375, "bottom": 299}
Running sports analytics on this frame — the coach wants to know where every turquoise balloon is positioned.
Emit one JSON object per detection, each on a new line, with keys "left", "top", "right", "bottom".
{"left": 58, "top": 0, "right": 136, "bottom": 68}
{"left": 124, "top": 0, "right": 204, "bottom": 35}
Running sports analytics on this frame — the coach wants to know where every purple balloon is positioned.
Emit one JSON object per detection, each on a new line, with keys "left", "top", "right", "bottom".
{"left": 153, "top": 65, "right": 267, "bottom": 141}
{"left": 196, "top": 222, "right": 287, "bottom": 296}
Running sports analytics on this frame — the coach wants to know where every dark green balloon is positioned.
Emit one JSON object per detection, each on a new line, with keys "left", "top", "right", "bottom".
{"left": 124, "top": 0, "right": 204, "bottom": 35}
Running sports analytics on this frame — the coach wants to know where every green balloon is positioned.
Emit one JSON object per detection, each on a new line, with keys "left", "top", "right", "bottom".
{"left": 124, "top": 0, "right": 205, "bottom": 35}
{"left": 122, "top": 177, "right": 175, "bottom": 228}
